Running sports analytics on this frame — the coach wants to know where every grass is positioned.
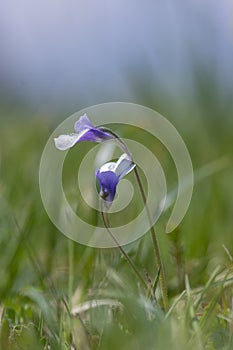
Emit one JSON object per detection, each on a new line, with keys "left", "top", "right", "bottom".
{"left": 0, "top": 110, "right": 232, "bottom": 349}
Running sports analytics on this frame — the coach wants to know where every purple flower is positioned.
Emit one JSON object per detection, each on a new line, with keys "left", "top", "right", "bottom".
{"left": 54, "top": 114, "right": 113, "bottom": 150}
{"left": 96, "top": 153, "right": 136, "bottom": 208}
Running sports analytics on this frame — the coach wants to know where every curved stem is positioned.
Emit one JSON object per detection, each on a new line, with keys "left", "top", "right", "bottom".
{"left": 100, "top": 199, "right": 148, "bottom": 291}
{"left": 133, "top": 167, "right": 168, "bottom": 311}
{"left": 98, "top": 128, "right": 168, "bottom": 310}
{"left": 98, "top": 127, "right": 133, "bottom": 159}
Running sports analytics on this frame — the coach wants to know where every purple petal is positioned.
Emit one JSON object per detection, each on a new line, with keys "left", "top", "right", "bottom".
{"left": 54, "top": 129, "right": 112, "bottom": 151}
{"left": 74, "top": 114, "right": 113, "bottom": 142}
{"left": 96, "top": 170, "right": 119, "bottom": 203}
{"left": 54, "top": 120, "right": 114, "bottom": 151}
{"left": 74, "top": 114, "right": 93, "bottom": 133}
{"left": 78, "top": 129, "right": 113, "bottom": 143}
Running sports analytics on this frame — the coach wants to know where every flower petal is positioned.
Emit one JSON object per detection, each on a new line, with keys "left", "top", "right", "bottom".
{"left": 74, "top": 114, "right": 113, "bottom": 142}
{"left": 74, "top": 114, "right": 93, "bottom": 133}
{"left": 54, "top": 129, "right": 88, "bottom": 150}
{"left": 54, "top": 128, "right": 113, "bottom": 151}
{"left": 78, "top": 129, "right": 113, "bottom": 142}
{"left": 99, "top": 162, "right": 117, "bottom": 173}
{"left": 96, "top": 170, "right": 119, "bottom": 203}
{"left": 114, "top": 153, "right": 136, "bottom": 180}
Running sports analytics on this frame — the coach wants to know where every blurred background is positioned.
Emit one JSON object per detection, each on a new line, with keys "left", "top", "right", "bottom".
{"left": 0, "top": 0, "right": 232, "bottom": 122}
{"left": 1, "top": 0, "right": 233, "bottom": 295}
{"left": 0, "top": 1, "right": 233, "bottom": 348}
{"left": 1, "top": 0, "right": 233, "bottom": 304}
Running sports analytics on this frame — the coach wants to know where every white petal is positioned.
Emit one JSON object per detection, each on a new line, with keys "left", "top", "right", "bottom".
{"left": 114, "top": 153, "right": 136, "bottom": 179}
{"left": 98, "top": 153, "right": 135, "bottom": 179}
{"left": 99, "top": 161, "right": 117, "bottom": 173}
{"left": 54, "top": 129, "right": 88, "bottom": 150}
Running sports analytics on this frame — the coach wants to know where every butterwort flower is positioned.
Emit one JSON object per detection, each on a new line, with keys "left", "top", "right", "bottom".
{"left": 96, "top": 153, "right": 136, "bottom": 208}
{"left": 54, "top": 114, "right": 113, "bottom": 150}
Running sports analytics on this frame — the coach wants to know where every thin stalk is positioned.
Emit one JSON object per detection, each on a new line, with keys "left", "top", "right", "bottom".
{"left": 67, "top": 240, "right": 75, "bottom": 344}
{"left": 68, "top": 239, "right": 74, "bottom": 310}
{"left": 98, "top": 127, "right": 133, "bottom": 159}
{"left": 100, "top": 199, "right": 148, "bottom": 291}
{"left": 98, "top": 128, "right": 168, "bottom": 309}
{"left": 133, "top": 166, "right": 168, "bottom": 311}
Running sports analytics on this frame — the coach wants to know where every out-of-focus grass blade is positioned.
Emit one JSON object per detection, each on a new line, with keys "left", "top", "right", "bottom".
{"left": 22, "top": 286, "right": 59, "bottom": 344}
{"left": 199, "top": 270, "right": 228, "bottom": 336}
{"left": 194, "top": 266, "right": 222, "bottom": 309}
{"left": 185, "top": 274, "right": 204, "bottom": 349}
{"left": 161, "top": 156, "right": 231, "bottom": 214}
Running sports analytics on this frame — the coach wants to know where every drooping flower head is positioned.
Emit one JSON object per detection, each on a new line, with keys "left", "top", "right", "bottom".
{"left": 54, "top": 114, "right": 113, "bottom": 150}
{"left": 54, "top": 114, "right": 135, "bottom": 208}
{"left": 96, "top": 153, "right": 136, "bottom": 208}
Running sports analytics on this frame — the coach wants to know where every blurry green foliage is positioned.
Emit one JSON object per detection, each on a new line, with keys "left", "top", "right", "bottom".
{"left": 0, "top": 83, "right": 232, "bottom": 350}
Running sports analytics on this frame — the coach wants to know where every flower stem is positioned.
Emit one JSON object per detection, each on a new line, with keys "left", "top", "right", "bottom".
{"left": 68, "top": 239, "right": 74, "bottom": 310}
{"left": 98, "top": 127, "right": 133, "bottom": 159}
{"left": 133, "top": 166, "right": 168, "bottom": 311}
{"left": 100, "top": 199, "right": 148, "bottom": 291}
{"left": 99, "top": 127, "right": 168, "bottom": 310}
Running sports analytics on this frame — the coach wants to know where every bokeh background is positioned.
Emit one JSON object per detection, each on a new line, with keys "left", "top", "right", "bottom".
{"left": 1, "top": 1, "right": 233, "bottom": 120}
{"left": 0, "top": 1, "right": 233, "bottom": 349}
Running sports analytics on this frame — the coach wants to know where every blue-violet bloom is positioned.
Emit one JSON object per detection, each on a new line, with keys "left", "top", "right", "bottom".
{"left": 96, "top": 153, "right": 136, "bottom": 207}
{"left": 54, "top": 114, "right": 113, "bottom": 150}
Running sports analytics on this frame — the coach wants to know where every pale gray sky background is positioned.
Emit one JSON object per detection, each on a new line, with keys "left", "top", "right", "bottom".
{"left": 0, "top": 0, "right": 232, "bottom": 113}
